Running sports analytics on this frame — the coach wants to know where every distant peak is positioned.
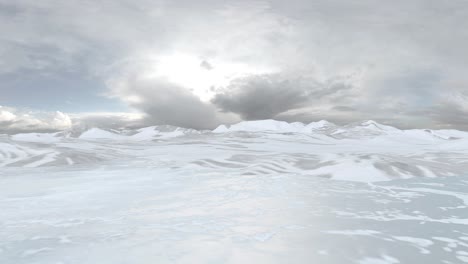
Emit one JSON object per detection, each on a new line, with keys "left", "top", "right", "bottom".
{"left": 79, "top": 128, "right": 122, "bottom": 140}
{"left": 311, "top": 120, "right": 335, "bottom": 126}
{"left": 359, "top": 120, "right": 399, "bottom": 131}
{"left": 361, "top": 120, "right": 379, "bottom": 126}
{"left": 212, "top": 119, "right": 300, "bottom": 133}
{"left": 212, "top": 119, "right": 338, "bottom": 133}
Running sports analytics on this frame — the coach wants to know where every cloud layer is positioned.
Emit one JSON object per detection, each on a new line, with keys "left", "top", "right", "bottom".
{"left": 1, "top": 0, "right": 468, "bottom": 131}
{"left": 108, "top": 74, "right": 224, "bottom": 129}
{"left": 212, "top": 73, "right": 354, "bottom": 120}
{"left": 0, "top": 106, "right": 72, "bottom": 133}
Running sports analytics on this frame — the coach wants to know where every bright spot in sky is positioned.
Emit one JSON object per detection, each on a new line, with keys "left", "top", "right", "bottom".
{"left": 147, "top": 53, "right": 274, "bottom": 101}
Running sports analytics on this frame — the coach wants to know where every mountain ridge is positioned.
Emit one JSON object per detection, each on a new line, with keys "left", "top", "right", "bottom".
{"left": 4, "top": 119, "right": 468, "bottom": 142}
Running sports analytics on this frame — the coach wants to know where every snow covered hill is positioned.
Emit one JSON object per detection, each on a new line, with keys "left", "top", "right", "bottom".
{"left": 1, "top": 120, "right": 468, "bottom": 264}
{"left": 1, "top": 119, "right": 468, "bottom": 181}
{"left": 213, "top": 119, "right": 335, "bottom": 133}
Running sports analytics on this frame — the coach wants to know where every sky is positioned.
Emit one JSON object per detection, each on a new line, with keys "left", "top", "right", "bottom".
{"left": 1, "top": 0, "right": 468, "bottom": 132}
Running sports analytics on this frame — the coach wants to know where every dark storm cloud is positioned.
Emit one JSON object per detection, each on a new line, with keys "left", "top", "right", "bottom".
{"left": 109, "top": 75, "right": 225, "bottom": 129}
{"left": 135, "top": 82, "right": 220, "bottom": 130}
{"left": 212, "top": 73, "right": 352, "bottom": 120}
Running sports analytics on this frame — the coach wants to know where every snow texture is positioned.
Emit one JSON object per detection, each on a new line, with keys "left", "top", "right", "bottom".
{"left": 1, "top": 120, "right": 468, "bottom": 263}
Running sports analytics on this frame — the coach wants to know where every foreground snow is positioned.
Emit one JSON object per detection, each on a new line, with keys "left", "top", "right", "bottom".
{"left": 1, "top": 120, "right": 468, "bottom": 263}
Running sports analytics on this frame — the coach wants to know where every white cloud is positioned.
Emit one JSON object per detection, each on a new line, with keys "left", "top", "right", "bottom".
{"left": 0, "top": 107, "right": 72, "bottom": 133}
{"left": 0, "top": 107, "right": 16, "bottom": 122}
{"left": 0, "top": 106, "right": 149, "bottom": 133}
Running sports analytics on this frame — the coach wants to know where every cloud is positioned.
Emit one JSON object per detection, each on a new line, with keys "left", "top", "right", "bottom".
{"left": 107, "top": 73, "right": 237, "bottom": 129}
{"left": 1, "top": 0, "right": 468, "bottom": 130}
{"left": 427, "top": 90, "right": 468, "bottom": 130}
{"left": 200, "top": 60, "right": 213, "bottom": 71}
{"left": 0, "top": 108, "right": 16, "bottom": 122}
{"left": 0, "top": 106, "right": 72, "bottom": 133}
{"left": 212, "top": 73, "right": 354, "bottom": 120}
{"left": 0, "top": 106, "right": 147, "bottom": 133}
{"left": 69, "top": 112, "right": 145, "bottom": 130}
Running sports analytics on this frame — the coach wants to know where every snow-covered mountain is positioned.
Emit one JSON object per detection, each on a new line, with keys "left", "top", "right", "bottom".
{"left": 7, "top": 125, "right": 202, "bottom": 142}
{"left": 6, "top": 119, "right": 468, "bottom": 142}
{"left": 213, "top": 119, "right": 335, "bottom": 133}
{"left": 1, "top": 119, "right": 468, "bottom": 181}
{"left": 212, "top": 119, "right": 468, "bottom": 140}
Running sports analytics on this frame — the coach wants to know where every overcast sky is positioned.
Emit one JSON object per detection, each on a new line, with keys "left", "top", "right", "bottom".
{"left": 1, "top": 0, "right": 468, "bottom": 132}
